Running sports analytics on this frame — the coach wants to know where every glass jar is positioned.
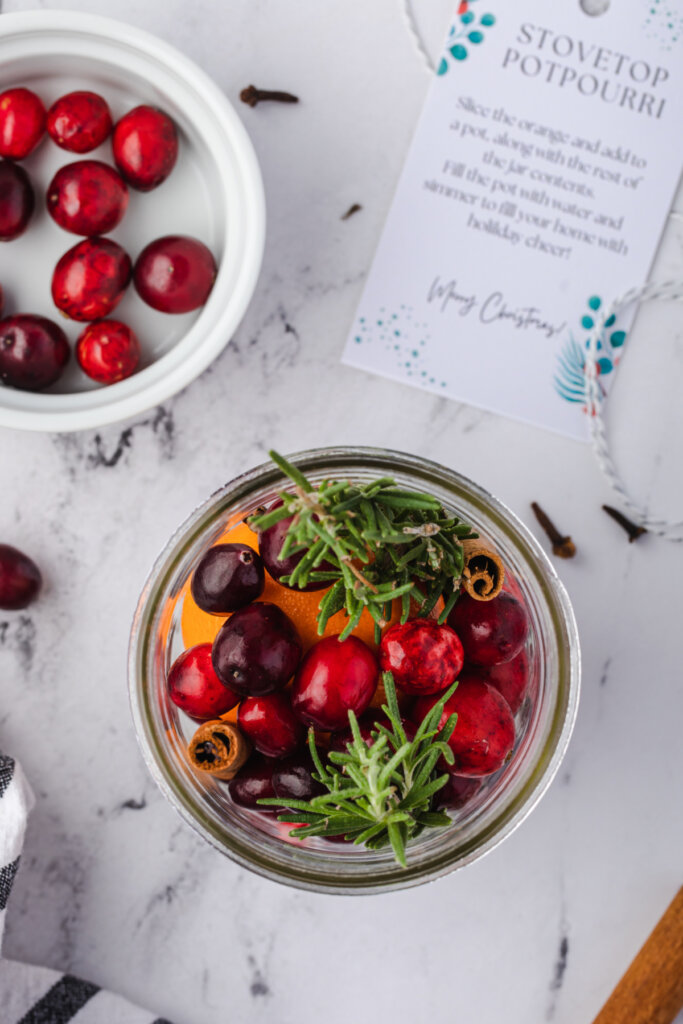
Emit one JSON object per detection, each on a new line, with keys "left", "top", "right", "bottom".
{"left": 128, "top": 447, "right": 580, "bottom": 894}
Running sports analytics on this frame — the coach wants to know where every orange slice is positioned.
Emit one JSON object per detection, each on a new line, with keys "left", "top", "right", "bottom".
{"left": 180, "top": 521, "right": 400, "bottom": 655}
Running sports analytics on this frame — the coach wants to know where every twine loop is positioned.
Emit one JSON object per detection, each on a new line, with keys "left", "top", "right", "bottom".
{"left": 583, "top": 280, "right": 683, "bottom": 541}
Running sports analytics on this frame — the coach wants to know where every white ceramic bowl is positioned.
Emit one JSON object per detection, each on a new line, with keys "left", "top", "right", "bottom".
{"left": 0, "top": 11, "right": 265, "bottom": 432}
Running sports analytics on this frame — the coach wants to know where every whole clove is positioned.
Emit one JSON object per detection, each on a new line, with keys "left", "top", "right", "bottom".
{"left": 240, "top": 85, "right": 299, "bottom": 108}
{"left": 602, "top": 505, "right": 647, "bottom": 543}
{"left": 341, "top": 203, "right": 362, "bottom": 220}
{"left": 531, "top": 502, "right": 576, "bottom": 559}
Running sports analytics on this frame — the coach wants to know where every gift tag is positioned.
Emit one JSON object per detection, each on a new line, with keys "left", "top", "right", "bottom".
{"left": 343, "top": 0, "right": 683, "bottom": 439}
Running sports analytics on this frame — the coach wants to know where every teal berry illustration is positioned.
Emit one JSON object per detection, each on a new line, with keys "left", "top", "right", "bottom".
{"left": 580, "top": 296, "right": 627, "bottom": 355}
{"left": 437, "top": 6, "right": 497, "bottom": 73}
{"left": 554, "top": 295, "right": 628, "bottom": 407}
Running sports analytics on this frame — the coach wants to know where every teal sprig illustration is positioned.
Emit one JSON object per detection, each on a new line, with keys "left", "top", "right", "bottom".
{"left": 554, "top": 295, "right": 627, "bottom": 407}
{"left": 437, "top": 1, "right": 496, "bottom": 75}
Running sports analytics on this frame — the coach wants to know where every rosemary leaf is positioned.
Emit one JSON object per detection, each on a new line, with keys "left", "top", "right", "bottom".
{"left": 260, "top": 674, "right": 459, "bottom": 868}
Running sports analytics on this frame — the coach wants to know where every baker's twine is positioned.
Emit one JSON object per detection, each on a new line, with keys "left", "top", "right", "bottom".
{"left": 402, "top": 1, "right": 683, "bottom": 540}
{"left": 583, "top": 280, "right": 683, "bottom": 541}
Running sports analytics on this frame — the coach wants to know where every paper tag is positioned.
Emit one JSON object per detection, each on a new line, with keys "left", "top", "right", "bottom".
{"left": 343, "top": 0, "right": 683, "bottom": 439}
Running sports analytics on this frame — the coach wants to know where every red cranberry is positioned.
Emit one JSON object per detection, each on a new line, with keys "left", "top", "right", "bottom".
{"left": 238, "top": 692, "right": 304, "bottom": 759}
{"left": 76, "top": 320, "right": 140, "bottom": 384}
{"left": 414, "top": 677, "right": 516, "bottom": 777}
{"left": 272, "top": 753, "right": 326, "bottom": 801}
{"left": 0, "top": 315, "right": 69, "bottom": 391}
{"left": 47, "top": 91, "right": 112, "bottom": 153}
{"left": 475, "top": 650, "right": 529, "bottom": 714}
{"left": 134, "top": 235, "right": 216, "bottom": 314}
{"left": 0, "top": 160, "right": 35, "bottom": 240}
{"left": 0, "top": 544, "right": 42, "bottom": 610}
{"left": 435, "top": 774, "right": 482, "bottom": 811}
{"left": 448, "top": 592, "right": 528, "bottom": 667}
{"left": 112, "top": 105, "right": 178, "bottom": 191}
{"left": 47, "top": 161, "right": 128, "bottom": 236}
{"left": 191, "top": 543, "right": 264, "bottom": 615}
{"left": 257, "top": 500, "right": 333, "bottom": 591}
{"left": 212, "top": 602, "right": 302, "bottom": 696}
{"left": 291, "top": 635, "right": 378, "bottom": 732}
{"left": 379, "top": 618, "right": 464, "bottom": 695}
{"left": 52, "top": 237, "right": 132, "bottom": 321}
{"left": 167, "top": 643, "right": 239, "bottom": 721}
{"left": 228, "top": 755, "right": 277, "bottom": 809}
{"left": 0, "top": 88, "right": 46, "bottom": 159}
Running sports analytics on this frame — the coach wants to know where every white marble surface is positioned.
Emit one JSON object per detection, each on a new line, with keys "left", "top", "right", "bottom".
{"left": 1, "top": 1, "right": 683, "bottom": 1022}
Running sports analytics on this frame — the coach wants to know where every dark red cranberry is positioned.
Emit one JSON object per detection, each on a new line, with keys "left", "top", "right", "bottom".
{"left": 0, "top": 315, "right": 69, "bottom": 391}
{"left": 47, "top": 161, "right": 128, "bottom": 236}
{"left": 272, "top": 753, "right": 326, "bottom": 801}
{"left": 414, "top": 677, "right": 516, "bottom": 777}
{"left": 379, "top": 618, "right": 464, "bottom": 696}
{"left": 0, "top": 160, "right": 35, "bottom": 240}
{"left": 448, "top": 592, "right": 529, "bottom": 666}
{"left": 112, "top": 105, "right": 178, "bottom": 191}
{"left": 47, "top": 91, "right": 112, "bottom": 153}
{"left": 238, "top": 691, "right": 304, "bottom": 758}
{"left": 167, "top": 643, "right": 239, "bottom": 721}
{"left": 212, "top": 602, "right": 302, "bottom": 696}
{"left": 474, "top": 649, "right": 529, "bottom": 714}
{"left": 228, "top": 755, "right": 277, "bottom": 810}
{"left": 258, "top": 500, "right": 333, "bottom": 591}
{"left": 52, "top": 237, "right": 132, "bottom": 321}
{"left": 435, "top": 774, "right": 482, "bottom": 811}
{"left": 76, "top": 319, "right": 140, "bottom": 384}
{"left": 291, "top": 635, "right": 378, "bottom": 731}
{"left": 191, "top": 543, "right": 264, "bottom": 615}
{"left": 0, "top": 544, "right": 42, "bottom": 610}
{"left": 134, "top": 235, "right": 216, "bottom": 314}
{"left": 0, "top": 88, "right": 46, "bottom": 159}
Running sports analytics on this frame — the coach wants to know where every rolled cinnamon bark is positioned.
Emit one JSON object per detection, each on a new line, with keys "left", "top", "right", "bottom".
{"left": 592, "top": 887, "right": 683, "bottom": 1024}
{"left": 461, "top": 539, "right": 505, "bottom": 601}
{"left": 187, "top": 720, "right": 251, "bottom": 780}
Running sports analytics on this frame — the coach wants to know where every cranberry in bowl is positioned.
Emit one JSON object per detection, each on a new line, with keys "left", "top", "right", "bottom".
{"left": 129, "top": 447, "right": 580, "bottom": 894}
{"left": 0, "top": 10, "right": 264, "bottom": 432}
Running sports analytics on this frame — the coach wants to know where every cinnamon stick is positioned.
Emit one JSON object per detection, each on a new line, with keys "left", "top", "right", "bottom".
{"left": 187, "top": 720, "right": 251, "bottom": 781}
{"left": 460, "top": 539, "right": 505, "bottom": 601}
{"left": 592, "top": 887, "right": 683, "bottom": 1024}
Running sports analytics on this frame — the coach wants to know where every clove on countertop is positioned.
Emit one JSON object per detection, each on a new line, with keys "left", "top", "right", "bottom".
{"left": 240, "top": 85, "right": 299, "bottom": 107}
{"left": 531, "top": 502, "right": 576, "bottom": 559}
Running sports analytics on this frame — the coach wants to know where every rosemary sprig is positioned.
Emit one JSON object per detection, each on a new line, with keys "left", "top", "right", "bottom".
{"left": 249, "top": 451, "right": 476, "bottom": 640}
{"left": 259, "top": 673, "right": 458, "bottom": 867}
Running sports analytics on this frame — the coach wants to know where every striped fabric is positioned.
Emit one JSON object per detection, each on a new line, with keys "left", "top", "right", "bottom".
{"left": 0, "top": 751, "right": 176, "bottom": 1024}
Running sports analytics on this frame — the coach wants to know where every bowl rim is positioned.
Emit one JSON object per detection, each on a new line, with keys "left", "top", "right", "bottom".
{"left": 128, "top": 446, "right": 582, "bottom": 895}
{"left": 0, "top": 10, "right": 265, "bottom": 433}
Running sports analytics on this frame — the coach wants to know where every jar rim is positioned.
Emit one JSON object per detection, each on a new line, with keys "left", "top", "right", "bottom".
{"left": 128, "top": 446, "right": 581, "bottom": 894}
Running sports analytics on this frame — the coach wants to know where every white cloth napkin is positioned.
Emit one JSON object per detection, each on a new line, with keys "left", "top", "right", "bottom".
{"left": 0, "top": 751, "right": 175, "bottom": 1024}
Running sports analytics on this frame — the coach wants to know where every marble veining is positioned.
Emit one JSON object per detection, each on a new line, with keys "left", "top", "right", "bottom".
{"left": 1, "top": 1, "right": 682, "bottom": 1023}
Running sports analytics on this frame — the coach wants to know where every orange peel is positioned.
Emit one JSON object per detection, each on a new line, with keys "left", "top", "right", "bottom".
{"left": 180, "top": 521, "right": 400, "bottom": 656}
